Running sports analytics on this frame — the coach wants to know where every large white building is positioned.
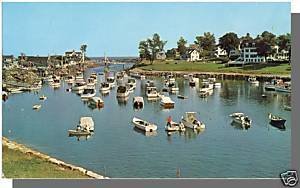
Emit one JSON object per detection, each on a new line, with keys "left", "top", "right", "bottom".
{"left": 236, "top": 43, "right": 265, "bottom": 63}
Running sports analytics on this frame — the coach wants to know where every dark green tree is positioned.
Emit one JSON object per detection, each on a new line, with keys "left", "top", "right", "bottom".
{"left": 177, "top": 36, "right": 187, "bottom": 56}
{"left": 219, "top": 32, "right": 240, "bottom": 56}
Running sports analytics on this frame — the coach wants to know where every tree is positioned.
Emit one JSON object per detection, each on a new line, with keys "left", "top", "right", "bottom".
{"left": 240, "top": 33, "right": 254, "bottom": 47}
{"left": 138, "top": 40, "right": 151, "bottom": 60}
{"left": 195, "top": 32, "right": 216, "bottom": 52}
{"left": 166, "top": 48, "right": 177, "bottom": 59}
{"left": 177, "top": 36, "right": 187, "bottom": 56}
{"left": 255, "top": 31, "right": 276, "bottom": 58}
{"left": 219, "top": 32, "right": 240, "bottom": 56}
{"left": 80, "top": 44, "right": 87, "bottom": 63}
{"left": 277, "top": 33, "right": 291, "bottom": 51}
{"left": 138, "top": 33, "right": 167, "bottom": 64}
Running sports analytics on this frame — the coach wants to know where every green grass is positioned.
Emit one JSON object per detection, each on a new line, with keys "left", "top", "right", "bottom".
{"left": 2, "top": 146, "right": 89, "bottom": 178}
{"left": 139, "top": 60, "right": 291, "bottom": 76}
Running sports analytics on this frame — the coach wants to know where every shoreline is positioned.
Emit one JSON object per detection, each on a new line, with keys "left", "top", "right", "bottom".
{"left": 130, "top": 68, "right": 291, "bottom": 80}
{"left": 2, "top": 137, "right": 109, "bottom": 179}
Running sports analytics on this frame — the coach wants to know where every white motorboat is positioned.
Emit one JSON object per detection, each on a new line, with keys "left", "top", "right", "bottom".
{"left": 145, "top": 80, "right": 155, "bottom": 89}
{"left": 2, "top": 91, "right": 8, "bottom": 101}
{"left": 89, "top": 97, "right": 104, "bottom": 108}
{"left": 50, "top": 79, "right": 61, "bottom": 88}
{"left": 160, "top": 95, "right": 175, "bottom": 108}
{"left": 87, "top": 77, "right": 96, "bottom": 87}
{"left": 229, "top": 112, "right": 245, "bottom": 118}
{"left": 72, "top": 81, "right": 86, "bottom": 91}
{"left": 264, "top": 79, "right": 283, "bottom": 91}
{"left": 127, "top": 78, "right": 136, "bottom": 88}
{"left": 140, "top": 75, "right": 146, "bottom": 80}
{"left": 66, "top": 76, "right": 75, "bottom": 84}
{"left": 200, "top": 83, "right": 214, "bottom": 92}
{"left": 39, "top": 95, "right": 47, "bottom": 100}
{"left": 181, "top": 112, "right": 205, "bottom": 129}
{"left": 275, "top": 82, "right": 291, "bottom": 93}
{"left": 183, "top": 74, "right": 189, "bottom": 80}
{"left": 78, "top": 117, "right": 94, "bottom": 132}
{"left": 248, "top": 77, "right": 259, "bottom": 85}
{"left": 146, "top": 87, "right": 159, "bottom": 98}
{"left": 165, "top": 121, "right": 185, "bottom": 132}
{"left": 99, "top": 82, "right": 110, "bottom": 92}
{"left": 214, "top": 82, "right": 221, "bottom": 88}
{"left": 106, "top": 74, "right": 116, "bottom": 88}
{"left": 189, "top": 77, "right": 196, "bottom": 86}
{"left": 81, "top": 87, "right": 96, "bottom": 99}
{"left": 166, "top": 74, "right": 175, "bottom": 83}
{"left": 166, "top": 82, "right": 179, "bottom": 92}
{"left": 116, "top": 86, "right": 130, "bottom": 98}
{"left": 32, "top": 104, "right": 41, "bottom": 110}
{"left": 133, "top": 96, "right": 144, "bottom": 108}
{"left": 90, "top": 73, "right": 97, "bottom": 81}
{"left": 127, "top": 83, "right": 136, "bottom": 92}
{"left": 132, "top": 117, "right": 157, "bottom": 132}
{"left": 230, "top": 112, "right": 251, "bottom": 128}
{"left": 208, "top": 77, "right": 216, "bottom": 83}
{"left": 7, "top": 87, "right": 24, "bottom": 94}
{"left": 45, "top": 75, "right": 54, "bottom": 83}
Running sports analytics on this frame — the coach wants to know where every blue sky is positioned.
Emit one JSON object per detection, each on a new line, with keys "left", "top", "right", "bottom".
{"left": 3, "top": 2, "right": 290, "bottom": 57}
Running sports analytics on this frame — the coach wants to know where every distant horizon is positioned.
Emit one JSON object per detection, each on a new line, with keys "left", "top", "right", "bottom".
{"left": 3, "top": 2, "right": 291, "bottom": 57}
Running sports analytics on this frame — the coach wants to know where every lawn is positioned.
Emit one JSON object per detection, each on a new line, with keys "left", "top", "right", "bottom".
{"left": 138, "top": 60, "right": 291, "bottom": 76}
{"left": 2, "top": 145, "right": 89, "bottom": 178}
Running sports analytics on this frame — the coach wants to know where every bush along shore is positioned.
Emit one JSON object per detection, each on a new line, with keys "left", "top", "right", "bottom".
{"left": 2, "top": 137, "right": 109, "bottom": 179}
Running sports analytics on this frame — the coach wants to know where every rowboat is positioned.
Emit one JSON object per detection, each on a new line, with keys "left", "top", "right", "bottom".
{"left": 132, "top": 117, "right": 157, "bottom": 132}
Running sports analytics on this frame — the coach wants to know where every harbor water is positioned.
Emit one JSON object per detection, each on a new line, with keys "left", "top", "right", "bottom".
{"left": 2, "top": 65, "right": 291, "bottom": 178}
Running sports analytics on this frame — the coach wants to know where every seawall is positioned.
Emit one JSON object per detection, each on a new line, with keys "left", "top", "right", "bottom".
{"left": 2, "top": 137, "right": 109, "bottom": 179}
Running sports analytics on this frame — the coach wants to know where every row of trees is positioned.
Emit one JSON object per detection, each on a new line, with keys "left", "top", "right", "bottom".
{"left": 138, "top": 31, "right": 291, "bottom": 61}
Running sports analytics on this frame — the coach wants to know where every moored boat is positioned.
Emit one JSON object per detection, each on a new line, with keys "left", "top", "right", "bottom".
{"left": 132, "top": 117, "right": 157, "bottom": 132}
{"left": 165, "top": 121, "right": 185, "bottom": 132}
{"left": 99, "top": 82, "right": 110, "bottom": 92}
{"left": 72, "top": 81, "right": 86, "bottom": 91}
{"left": 181, "top": 112, "right": 205, "bottom": 130}
{"left": 177, "top": 95, "right": 188, "bottom": 99}
{"left": 39, "top": 95, "right": 47, "bottom": 100}
{"left": 32, "top": 104, "right": 41, "bottom": 110}
{"left": 89, "top": 97, "right": 104, "bottom": 108}
{"left": 146, "top": 87, "right": 159, "bottom": 98}
{"left": 230, "top": 112, "right": 251, "bottom": 129}
{"left": 81, "top": 87, "right": 96, "bottom": 99}
{"left": 66, "top": 76, "right": 75, "bottom": 84}
{"left": 133, "top": 96, "right": 144, "bottom": 108}
{"left": 160, "top": 95, "right": 175, "bottom": 108}
{"left": 116, "top": 85, "right": 130, "bottom": 98}
{"left": 268, "top": 113, "right": 286, "bottom": 129}
{"left": 248, "top": 77, "right": 259, "bottom": 85}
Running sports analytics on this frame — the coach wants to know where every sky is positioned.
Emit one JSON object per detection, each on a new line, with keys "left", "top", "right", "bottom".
{"left": 2, "top": 2, "right": 291, "bottom": 57}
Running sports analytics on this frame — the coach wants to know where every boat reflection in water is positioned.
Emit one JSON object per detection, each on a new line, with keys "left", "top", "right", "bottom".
{"left": 133, "top": 127, "right": 157, "bottom": 137}
{"left": 231, "top": 121, "right": 250, "bottom": 130}
{"left": 117, "top": 96, "right": 129, "bottom": 106}
{"left": 183, "top": 128, "right": 204, "bottom": 141}
{"left": 69, "top": 134, "right": 93, "bottom": 141}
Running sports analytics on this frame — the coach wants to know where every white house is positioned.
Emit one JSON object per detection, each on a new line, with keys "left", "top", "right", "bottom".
{"left": 268, "top": 45, "right": 289, "bottom": 61}
{"left": 156, "top": 51, "right": 166, "bottom": 60}
{"left": 215, "top": 46, "right": 227, "bottom": 58}
{"left": 187, "top": 49, "right": 200, "bottom": 62}
{"left": 233, "top": 43, "right": 265, "bottom": 64}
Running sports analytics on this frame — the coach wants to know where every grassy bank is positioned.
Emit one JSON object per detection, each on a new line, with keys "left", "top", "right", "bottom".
{"left": 2, "top": 145, "right": 89, "bottom": 178}
{"left": 138, "top": 60, "right": 291, "bottom": 76}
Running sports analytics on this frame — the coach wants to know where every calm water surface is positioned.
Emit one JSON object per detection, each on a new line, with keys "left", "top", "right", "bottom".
{"left": 2, "top": 65, "right": 291, "bottom": 178}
